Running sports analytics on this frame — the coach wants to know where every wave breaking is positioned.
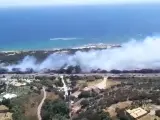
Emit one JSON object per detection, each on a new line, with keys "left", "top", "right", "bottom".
{"left": 50, "top": 37, "right": 79, "bottom": 41}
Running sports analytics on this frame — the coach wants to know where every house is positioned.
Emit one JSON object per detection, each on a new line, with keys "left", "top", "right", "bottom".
{"left": 3, "top": 93, "right": 17, "bottom": 99}
{"left": 71, "top": 91, "right": 81, "bottom": 98}
{"left": 126, "top": 107, "right": 148, "bottom": 120}
{"left": 83, "top": 87, "right": 92, "bottom": 91}
{"left": 71, "top": 105, "right": 82, "bottom": 114}
{"left": 71, "top": 98, "right": 85, "bottom": 114}
{"left": 10, "top": 81, "right": 26, "bottom": 87}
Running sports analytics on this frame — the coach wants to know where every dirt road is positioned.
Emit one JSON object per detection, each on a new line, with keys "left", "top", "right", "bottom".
{"left": 37, "top": 87, "right": 46, "bottom": 120}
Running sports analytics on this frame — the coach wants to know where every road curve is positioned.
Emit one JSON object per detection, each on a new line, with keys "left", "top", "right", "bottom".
{"left": 37, "top": 86, "right": 46, "bottom": 120}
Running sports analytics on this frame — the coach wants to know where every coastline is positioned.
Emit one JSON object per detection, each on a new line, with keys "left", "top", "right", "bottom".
{"left": 0, "top": 43, "right": 121, "bottom": 67}
{"left": 0, "top": 43, "right": 121, "bottom": 53}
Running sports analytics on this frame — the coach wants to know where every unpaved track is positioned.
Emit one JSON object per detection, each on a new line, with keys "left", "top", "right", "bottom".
{"left": 37, "top": 87, "right": 46, "bottom": 120}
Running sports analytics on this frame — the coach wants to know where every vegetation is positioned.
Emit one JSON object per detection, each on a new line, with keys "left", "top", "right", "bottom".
{"left": 41, "top": 99, "right": 69, "bottom": 120}
{"left": 73, "top": 109, "right": 111, "bottom": 120}
{"left": 0, "top": 91, "right": 43, "bottom": 120}
{"left": 1, "top": 98, "right": 26, "bottom": 120}
{"left": 156, "top": 110, "right": 160, "bottom": 117}
{"left": 12, "top": 105, "right": 26, "bottom": 120}
{"left": 1, "top": 73, "right": 160, "bottom": 120}
{"left": 73, "top": 77, "right": 160, "bottom": 119}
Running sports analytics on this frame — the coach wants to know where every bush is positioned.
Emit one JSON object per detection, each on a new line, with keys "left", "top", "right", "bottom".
{"left": 42, "top": 99, "right": 69, "bottom": 120}
{"left": 80, "top": 99, "right": 89, "bottom": 108}
{"left": 78, "top": 91, "right": 91, "bottom": 98}
{"left": 156, "top": 110, "right": 160, "bottom": 117}
{"left": 12, "top": 105, "right": 26, "bottom": 120}
{"left": 73, "top": 109, "right": 111, "bottom": 120}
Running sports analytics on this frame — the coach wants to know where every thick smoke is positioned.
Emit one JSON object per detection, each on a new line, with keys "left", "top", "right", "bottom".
{"left": 5, "top": 36, "right": 160, "bottom": 71}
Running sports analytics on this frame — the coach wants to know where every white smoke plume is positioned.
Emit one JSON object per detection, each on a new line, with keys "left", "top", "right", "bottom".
{"left": 4, "top": 36, "right": 160, "bottom": 71}
{"left": 7, "top": 56, "right": 37, "bottom": 71}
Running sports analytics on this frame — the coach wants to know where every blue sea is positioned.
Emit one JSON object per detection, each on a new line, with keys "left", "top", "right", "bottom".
{"left": 0, "top": 4, "right": 160, "bottom": 50}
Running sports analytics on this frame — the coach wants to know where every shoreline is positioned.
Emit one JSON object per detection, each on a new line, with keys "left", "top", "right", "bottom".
{"left": 0, "top": 43, "right": 121, "bottom": 66}
{"left": 0, "top": 43, "right": 121, "bottom": 53}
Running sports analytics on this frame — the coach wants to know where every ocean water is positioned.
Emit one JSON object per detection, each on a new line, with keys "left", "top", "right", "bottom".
{"left": 0, "top": 4, "right": 160, "bottom": 50}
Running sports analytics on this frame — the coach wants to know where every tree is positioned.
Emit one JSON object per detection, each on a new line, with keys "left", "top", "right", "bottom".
{"left": 75, "top": 65, "right": 81, "bottom": 73}
{"left": 99, "top": 111, "right": 111, "bottom": 120}
{"left": 52, "top": 114, "right": 69, "bottom": 120}
{"left": 42, "top": 99, "right": 69, "bottom": 120}
{"left": 1, "top": 99, "right": 12, "bottom": 109}
{"left": 74, "top": 109, "right": 111, "bottom": 120}
{"left": 12, "top": 105, "right": 26, "bottom": 120}
{"left": 156, "top": 110, "right": 160, "bottom": 117}
{"left": 78, "top": 91, "right": 91, "bottom": 98}
{"left": 80, "top": 99, "right": 89, "bottom": 108}
{"left": 66, "top": 66, "right": 74, "bottom": 74}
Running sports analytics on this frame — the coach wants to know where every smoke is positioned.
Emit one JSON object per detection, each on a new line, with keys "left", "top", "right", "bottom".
{"left": 7, "top": 56, "right": 37, "bottom": 71}
{"left": 4, "top": 36, "right": 160, "bottom": 72}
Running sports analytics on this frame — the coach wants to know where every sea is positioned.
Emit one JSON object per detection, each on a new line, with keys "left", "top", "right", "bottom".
{"left": 0, "top": 4, "right": 160, "bottom": 50}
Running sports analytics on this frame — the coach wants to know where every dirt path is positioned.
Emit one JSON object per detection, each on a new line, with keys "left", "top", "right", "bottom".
{"left": 37, "top": 87, "right": 46, "bottom": 120}
{"left": 61, "top": 75, "right": 69, "bottom": 99}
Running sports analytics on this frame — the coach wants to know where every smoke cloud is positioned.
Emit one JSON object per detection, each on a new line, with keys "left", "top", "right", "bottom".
{"left": 4, "top": 36, "right": 160, "bottom": 72}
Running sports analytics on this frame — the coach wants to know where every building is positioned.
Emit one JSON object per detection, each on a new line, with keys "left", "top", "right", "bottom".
{"left": 71, "top": 91, "right": 81, "bottom": 98}
{"left": 9, "top": 79, "right": 33, "bottom": 87}
{"left": 71, "top": 98, "right": 85, "bottom": 114}
{"left": 3, "top": 93, "right": 17, "bottom": 99}
{"left": 126, "top": 107, "right": 148, "bottom": 120}
{"left": 83, "top": 87, "right": 92, "bottom": 91}
{"left": 71, "top": 106, "right": 82, "bottom": 114}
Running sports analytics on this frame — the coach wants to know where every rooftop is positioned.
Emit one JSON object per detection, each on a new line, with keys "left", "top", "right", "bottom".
{"left": 126, "top": 107, "right": 148, "bottom": 119}
{"left": 71, "top": 91, "right": 81, "bottom": 98}
{"left": 3, "top": 93, "right": 17, "bottom": 99}
{"left": 72, "top": 106, "right": 81, "bottom": 113}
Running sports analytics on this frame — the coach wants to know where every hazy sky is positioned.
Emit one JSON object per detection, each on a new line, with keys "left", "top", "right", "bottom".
{"left": 0, "top": 0, "right": 160, "bottom": 7}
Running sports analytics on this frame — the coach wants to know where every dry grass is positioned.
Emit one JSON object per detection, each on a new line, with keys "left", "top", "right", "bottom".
{"left": 23, "top": 91, "right": 43, "bottom": 120}
{"left": 87, "top": 79, "right": 103, "bottom": 86}
{"left": 23, "top": 89, "right": 59, "bottom": 120}
{"left": 106, "top": 79, "right": 121, "bottom": 89}
{"left": 0, "top": 105, "right": 12, "bottom": 120}
{"left": 23, "top": 90, "right": 59, "bottom": 120}
{"left": 141, "top": 104, "right": 160, "bottom": 120}
{"left": 77, "top": 79, "right": 103, "bottom": 85}
{"left": 0, "top": 112, "right": 12, "bottom": 120}
{"left": 139, "top": 114, "right": 160, "bottom": 120}
{"left": 79, "top": 79, "right": 121, "bottom": 88}
{"left": 104, "top": 101, "right": 132, "bottom": 118}
{"left": 0, "top": 105, "right": 9, "bottom": 111}
{"left": 46, "top": 92, "right": 59, "bottom": 101}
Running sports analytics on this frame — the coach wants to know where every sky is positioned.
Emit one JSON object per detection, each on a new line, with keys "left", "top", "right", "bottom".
{"left": 0, "top": 0, "right": 160, "bottom": 7}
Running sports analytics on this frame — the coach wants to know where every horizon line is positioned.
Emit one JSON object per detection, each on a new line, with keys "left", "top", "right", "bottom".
{"left": 0, "top": 2, "right": 160, "bottom": 9}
